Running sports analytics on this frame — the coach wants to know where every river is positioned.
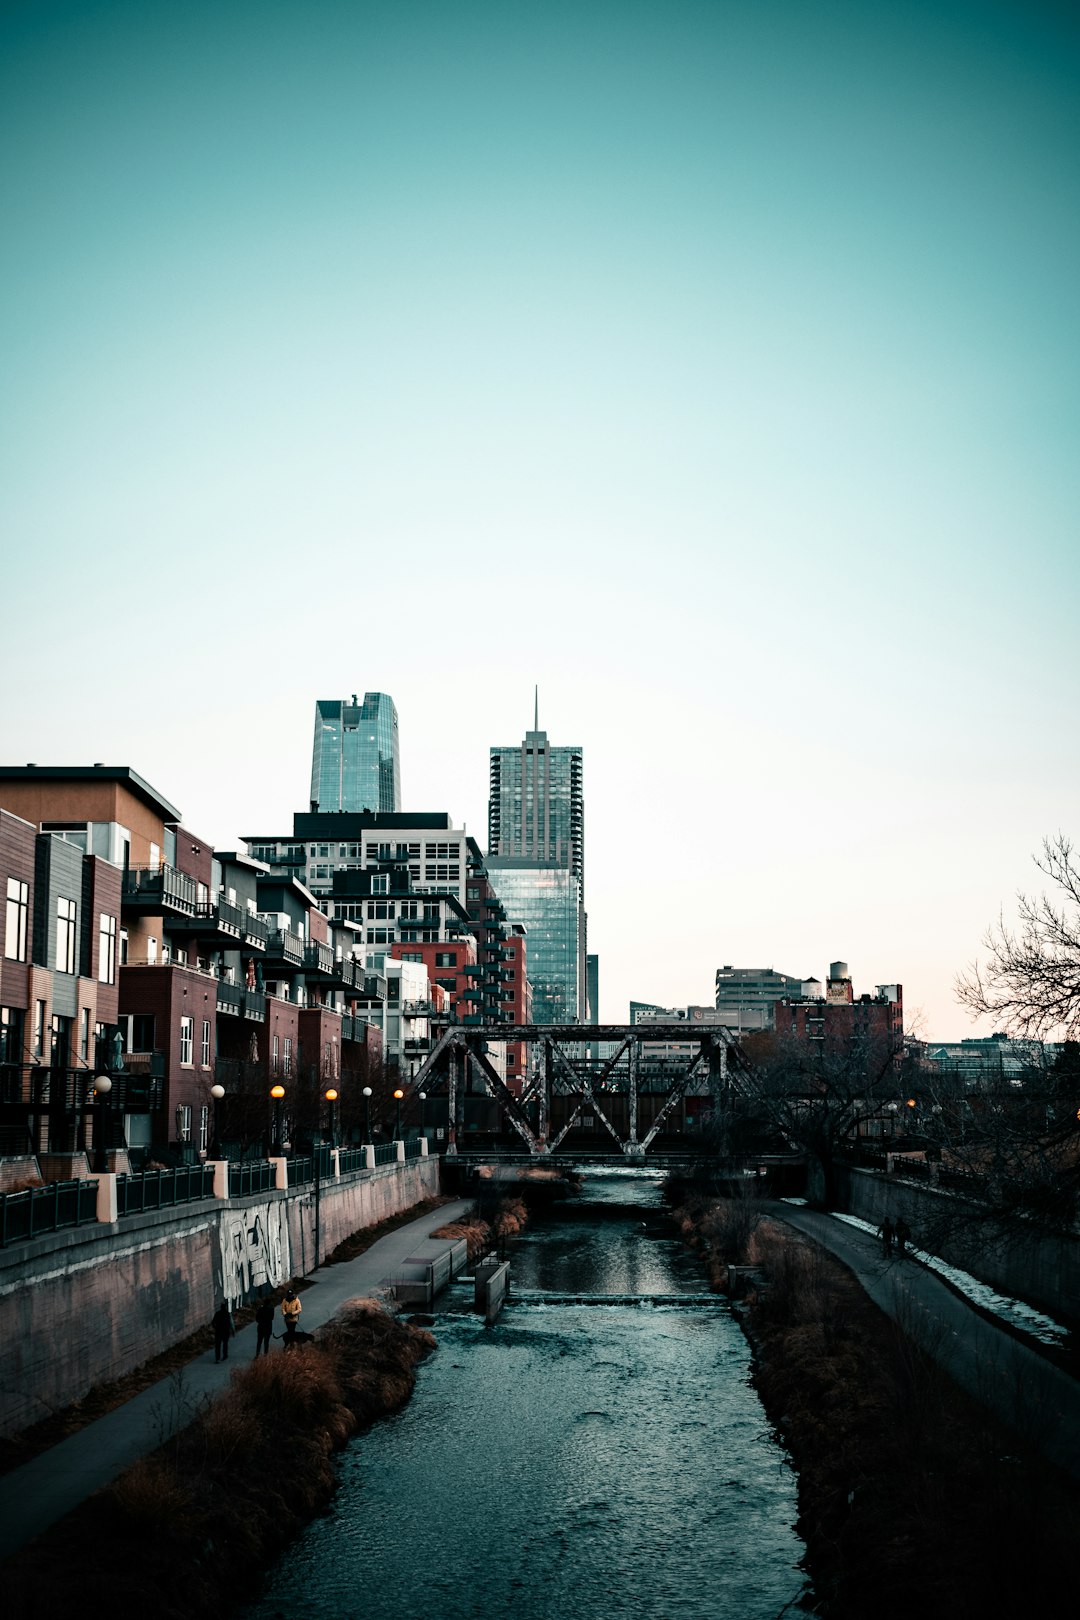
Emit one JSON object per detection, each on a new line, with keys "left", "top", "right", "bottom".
{"left": 244, "top": 1171, "right": 810, "bottom": 1620}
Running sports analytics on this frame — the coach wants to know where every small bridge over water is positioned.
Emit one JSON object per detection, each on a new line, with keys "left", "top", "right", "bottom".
{"left": 411, "top": 1022, "right": 745, "bottom": 1159}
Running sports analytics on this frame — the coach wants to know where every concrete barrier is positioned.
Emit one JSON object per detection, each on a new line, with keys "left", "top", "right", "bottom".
{"left": 475, "top": 1257, "right": 510, "bottom": 1324}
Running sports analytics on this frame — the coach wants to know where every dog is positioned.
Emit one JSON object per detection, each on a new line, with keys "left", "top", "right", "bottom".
{"left": 275, "top": 1327, "right": 315, "bottom": 1351}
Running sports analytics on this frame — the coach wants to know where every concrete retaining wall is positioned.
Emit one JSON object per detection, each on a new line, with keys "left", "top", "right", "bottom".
{"left": 838, "top": 1165, "right": 1080, "bottom": 1322}
{"left": 0, "top": 1156, "right": 441, "bottom": 1438}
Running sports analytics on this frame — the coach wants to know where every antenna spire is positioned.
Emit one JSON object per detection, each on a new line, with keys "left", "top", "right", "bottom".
{"left": 534, "top": 684, "right": 539, "bottom": 733}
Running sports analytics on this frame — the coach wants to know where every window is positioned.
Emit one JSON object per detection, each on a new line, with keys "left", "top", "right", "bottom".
{"left": 149, "top": 842, "right": 160, "bottom": 871}
{"left": 175, "top": 1103, "right": 192, "bottom": 1142}
{"left": 120, "top": 928, "right": 129, "bottom": 966}
{"left": 147, "top": 935, "right": 158, "bottom": 964}
{"left": 5, "top": 878, "right": 28, "bottom": 962}
{"left": 33, "top": 1000, "right": 45, "bottom": 1059}
{"left": 196, "top": 882, "right": 208, "bottom": 909}
{"left": 98, "top": 914, "right": 117, "bottom": 984}
{"left": 0, "top": 1006, "right": 23, "bottom": 1069}
{"left": 56, "top": 897, "right": 77, "bottom": 974}
{"left": 435, "top": 952, "right": 457, "bottom": 968}
{"left": 283, "top": 1037, "right": 293, "bottom": 1077}
{"left": 272, "top": 1034, "right": 280, "bottom": 1073}
{"left": 79, "top": 1008, "right": 91, "bottom": 1062}
{"left": 201, "top": 1019, "right": 211, "bottom": 1067}
{"left": 199, "top": 1105, "right": 209, "bottom": 1154}
{"left": 371, "top": 875, "right": 388, "bottom": 895}
{"left": 179, "top": 1016, "right": 193, "bottom": 1066}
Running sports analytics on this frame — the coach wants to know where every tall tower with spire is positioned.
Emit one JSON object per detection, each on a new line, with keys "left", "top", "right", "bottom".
{"left": 487, "top": 698, "right": 585, "bottom": 1022}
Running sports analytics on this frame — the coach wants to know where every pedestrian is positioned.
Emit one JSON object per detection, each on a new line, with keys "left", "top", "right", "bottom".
{"left": 212, "top": 1301, "right": 233, "bottom": 1363}
{"left": 255, "top": 1297, "right": 275, "bottom": 1358}
{"left": 282, "top": 1288, "right": 302, "bottom": 1339}
{"left": 879, "top": 1216, "right": 894, "bottom": 1258}
{"left": 894, "top": 1216, "right": 912, "bottom": 1257}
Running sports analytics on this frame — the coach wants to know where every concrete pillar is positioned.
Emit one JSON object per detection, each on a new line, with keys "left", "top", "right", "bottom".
{"left": 418, "top": 1137, "right": 428, "bottom": 1157}
{"left": 331, "top": 1148, "right": 341, "bottom": 1178}
{"left": 91, "top": 1173, "right": 117, "bottom": 1224}
{"left": 394, "top": 1140, "right": 405, "bottom": 1163}
{"left": 270, "top": 1156, "right": 288, "bottom": 1190}
{"left": 363, "top": 1145, "right": 376, "bottom": 1171}
{"left": 209, "top": 1160, "right": 229, "bottom": 1199}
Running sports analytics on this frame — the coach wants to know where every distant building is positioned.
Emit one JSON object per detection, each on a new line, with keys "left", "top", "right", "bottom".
{"left": 310, "top": 694, "right": 400, "bottom": 814}
{"left": 715, "top": 965, "right": 808, "bottom": 1032}
{"left": 487, "top": 702, "right": 585, "bottom": 1022}
{"left": 246, "top": 810, "right": 470, "bottom": 914}
{"left": 924, "top": 1034, "right": 1058, "bottom": 1083}
{"left": 773, "top": 961, "right": 904, "bottom": 1078}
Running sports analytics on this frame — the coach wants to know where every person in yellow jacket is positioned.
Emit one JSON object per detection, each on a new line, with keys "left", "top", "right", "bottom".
{"left": 282, "top": 1289, "right": 302, "bottom": 1335}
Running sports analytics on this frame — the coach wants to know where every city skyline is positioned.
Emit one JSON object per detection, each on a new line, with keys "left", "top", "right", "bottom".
{"left": 2, "top": 1, "right": 1078, "bottom": 1039}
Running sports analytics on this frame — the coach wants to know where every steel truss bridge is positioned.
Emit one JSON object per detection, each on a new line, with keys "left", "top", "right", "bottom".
{"left": 410, "top": 1023, "right": 743, "bottom": 1159}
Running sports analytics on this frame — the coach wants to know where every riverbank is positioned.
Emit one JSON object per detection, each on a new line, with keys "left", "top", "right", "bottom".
{"left": 675, "top": 1193, "right": 1080, "bottom": 1618}
{"left": 2, "top": 1196, "right": 525, "bottom": 1619}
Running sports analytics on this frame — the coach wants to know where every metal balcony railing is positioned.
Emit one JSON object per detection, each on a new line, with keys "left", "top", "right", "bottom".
{"left": 122, "top": 864, "right": 198, "bottom": 915}
{"left": 264, "top": 928, "right": 305, "bottom": 966}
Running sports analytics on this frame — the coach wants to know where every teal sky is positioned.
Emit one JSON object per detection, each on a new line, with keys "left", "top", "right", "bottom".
{"left": 2, "top": 0, "right": 1078, "bottom": 1035}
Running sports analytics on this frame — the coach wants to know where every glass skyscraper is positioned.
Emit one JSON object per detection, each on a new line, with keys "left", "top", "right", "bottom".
{"left": 487, "top": 708, "right": 585, "bottom": 1022}
{"left": 310, "top": 694, "right": 400, "bottom": 814}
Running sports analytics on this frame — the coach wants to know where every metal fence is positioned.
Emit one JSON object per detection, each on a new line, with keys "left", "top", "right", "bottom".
{"left": 228, "top": 1160, "right": 274, "bottom": 1198}
{"left": 337, "top": 1147, "right": 368, "bottom": 1176}
{"left": 115, "top": 1165, "right": 216, "bottom": 1216}
{"left": 404, "top": 1138, "right": 426, "bottom": 1161}
{"left": 372, "top": 1141, "right": 399, "bottom": 1166}
{"left": 0, "top": 1180, "right": 99, "bottom": 1247}
{"left": 286, "top": 1147, "right": 335, "bottom": 1187}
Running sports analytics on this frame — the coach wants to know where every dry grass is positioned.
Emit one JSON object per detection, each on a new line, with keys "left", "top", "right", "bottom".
{"left": 433, "top": 1196, "right": 528, "bottom": 1260}
{"left": 676, "top": 1198, "right": 1080, "bottom": 1619}
{"left": 4, "top": 1301, "right": 436, "bottom": 1620}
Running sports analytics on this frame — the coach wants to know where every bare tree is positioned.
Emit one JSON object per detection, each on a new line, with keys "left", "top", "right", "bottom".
{"left": 956, "top": 834, "right": 1080, "bottom": 1040}
{"left": 738, "top": 1029, "right": 899, "bottom": 1207}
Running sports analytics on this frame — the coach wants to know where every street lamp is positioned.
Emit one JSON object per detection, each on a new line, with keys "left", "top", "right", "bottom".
{"left": 270, "top": 1084, "right": 286, "bottom": 1155}
{"left": 362, "top": 1085, "right": 372, "bottom": 1143}
{"left": 209, "top": 1083, "right": 225, "bottom": 1159}
{"left": 91, "top": 1075, "right": 112, "bottom": 1175}
{"left": 393, "top": 1087, "right": 405, "bottom": 1140}
{"left": 419, "top": 1089, "right": 427, "bottom": 1138}
{"left": 324, "top": 1087, "right": 338, "bottom": 1148}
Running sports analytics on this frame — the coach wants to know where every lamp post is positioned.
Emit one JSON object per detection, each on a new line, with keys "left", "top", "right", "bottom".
{"left": 393, "top": 1087, "right": 404, "bottom": 1140}
{"left": 324, "top": 1087, "right": 338, "bottom": 1149}
{"left": 209, "top": 1083, "right": 225, "bottom": 1159}
{"left": 419, "top": 1089, "right": 427, "bottom": 1139}
{"left": 91, "top": 1075, "right": 112, "bottom": 1174}
{"left": 362, "top": 1085, "right": 372, "bottom": 1144}
{"left": 270, "top": 1084, "right": 286, "bottom": 1156}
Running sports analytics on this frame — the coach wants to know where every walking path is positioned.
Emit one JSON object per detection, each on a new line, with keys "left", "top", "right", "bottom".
{"left": 0, "top": 1198, "right": 474, "bottom": 1561}
{"left": 768, "top": 1202, "right": 1080, "bottom": 1482}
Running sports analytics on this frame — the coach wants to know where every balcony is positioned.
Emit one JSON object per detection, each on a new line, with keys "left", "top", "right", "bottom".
{"left": 462, "top": 1014, "right": 484, "bottom": 1026}
{"left": 216, "top": 981, "right": 267, "bottom": 1022}
{"left": 242, "top": 911, "right": 269, "bottom": 948}
{"left": 303, "top": 940, "right": 336, "bottom": 978}
{"left": 460, "top": 988, "right": 482, "bottom": 1002}
{"left": 263, "top": 927, "right": 305, "bottom": 969}
{"left": 121, "top": 864, "right": 198, "bottom": 918}
{"left": 168, "top": 895, "right": 260, "bottom": 949}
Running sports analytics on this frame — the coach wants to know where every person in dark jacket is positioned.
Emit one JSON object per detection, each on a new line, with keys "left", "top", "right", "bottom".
{"left": 212, "top": 1302, "right": 233, "bottom": 1363}
{"left": 255, "top": 1297, "right": 275, "bottom": 1358}
{"left": 894, "top": 1216, "right": 912, "bottom": 1257}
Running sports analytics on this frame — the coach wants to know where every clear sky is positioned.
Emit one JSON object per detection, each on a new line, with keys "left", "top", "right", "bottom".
{"left": 2, "top": 0, "right": 1077, "bottom": 1037}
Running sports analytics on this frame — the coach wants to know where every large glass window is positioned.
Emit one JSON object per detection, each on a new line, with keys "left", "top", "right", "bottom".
{"left": 5, "top": 878, "right": 28, "bottom": 962}
{"left": 56, "top": 897, "right": 77, "bottom": 974}
{"left": 179, "top": 1016, "right": 193, "bottom": 1066}
{"left": 201, "top": 1019, "right": 211, "bottom": 1067}
{"left": 98, "top": 913, "right": 117, "bottom": 984}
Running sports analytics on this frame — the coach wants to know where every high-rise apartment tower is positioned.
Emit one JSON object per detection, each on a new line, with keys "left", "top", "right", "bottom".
{"left": 310, "top": 694, "right": 400, "bottom": 814}
{"left": 487, "top": 698, "right": 585, "bottom": 1023}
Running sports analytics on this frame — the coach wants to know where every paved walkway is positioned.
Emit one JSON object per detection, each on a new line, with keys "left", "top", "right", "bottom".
{"left": 0, "top": 1199, "right": 474, "bottom": 1561}
{"left": 767, "top": 1202, "right": 1080, "bottom": 1482}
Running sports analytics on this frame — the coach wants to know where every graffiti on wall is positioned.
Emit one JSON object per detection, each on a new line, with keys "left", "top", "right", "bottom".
{"left": 216, "top": 1202, "right": 291, "bottom": 1308}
